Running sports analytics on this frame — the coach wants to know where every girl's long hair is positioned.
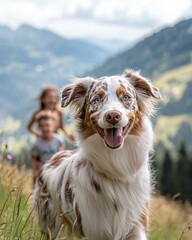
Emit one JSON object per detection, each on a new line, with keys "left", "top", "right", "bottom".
{"left": 39, "top": 86, "right": 58, "bottom": 109}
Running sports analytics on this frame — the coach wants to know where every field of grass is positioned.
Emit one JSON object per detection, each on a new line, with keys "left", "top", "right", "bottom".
{"left": 150, "top": 197, "right": 192, "bottom": 240}
{"left": 0, "top": 164, "right": 42, "bottom": 239}
{"left": 0, "top": 163, "right": 191, "bottom": 240}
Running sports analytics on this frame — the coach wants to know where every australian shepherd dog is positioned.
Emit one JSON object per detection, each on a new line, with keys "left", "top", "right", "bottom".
{"left": 33, "top": 69, "right": 161, "bottom": 240}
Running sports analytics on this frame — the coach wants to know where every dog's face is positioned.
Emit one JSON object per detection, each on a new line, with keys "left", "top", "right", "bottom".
{"left": 62, "top": 70, "right": 161, "bottom": 149}
{"left": 85, "top": 76, "right": 139, "bottom": 149}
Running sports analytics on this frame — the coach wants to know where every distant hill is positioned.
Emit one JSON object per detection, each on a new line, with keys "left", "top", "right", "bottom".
{"left": 0, "top": 24, "right": 109, "bottom": 67}
{"left": 0, "top": 24, "right": 111, "bottom": 127}
{"left": 90, "top": 18, "right": 192, "bottom": 79}
{"left": 82, "top": 37, "right": 132, "bottom": 54}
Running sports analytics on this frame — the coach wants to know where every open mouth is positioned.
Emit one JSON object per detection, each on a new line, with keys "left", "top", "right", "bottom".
{"left": 94, "top": 121, "right": 132, "bottom": 149}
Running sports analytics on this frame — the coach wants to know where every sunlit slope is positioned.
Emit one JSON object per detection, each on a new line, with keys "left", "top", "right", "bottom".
{"left": 153, "top": 64, "right": 192, "bottom": 150}
{"left": 154, "top": 63, "right": 192, "bottom": 101}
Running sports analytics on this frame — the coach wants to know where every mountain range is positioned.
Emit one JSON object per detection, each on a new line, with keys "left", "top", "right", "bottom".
{"left": 0, "top": 19, "right": 192, "bottom": 152}
{"left": 0, "top": 24, "right": 111, "bottom": 130}
{"left": 0, "top": 24, "right": 110, "bottom": 67}
{"left": 90, "top": 18, "right": 192, "bottom": 79}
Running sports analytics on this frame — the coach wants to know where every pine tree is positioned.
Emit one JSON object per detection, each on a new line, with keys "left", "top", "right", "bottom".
{"left": 160, "top": 148, "right": 175, "bottom": 196}
{"left": 186, "top": 155, "right": 192, "bottom": 203}
{"left": 175, "top": 141, "right": 189, "bottom": 202}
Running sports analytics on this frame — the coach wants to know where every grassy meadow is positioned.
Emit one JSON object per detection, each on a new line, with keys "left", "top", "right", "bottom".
{"left": 0, "top": 164, "right": 42, "bottom": 239}
{"left": 0, "top": 163, "right": 191, "bottom": 240}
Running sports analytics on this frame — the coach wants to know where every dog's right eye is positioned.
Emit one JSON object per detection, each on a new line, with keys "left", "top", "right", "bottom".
{"left": 123, "top": 94, "right": 130, "bottom": 101}
{"left": 93, "top": 97, "right": 101, "bottom": 104}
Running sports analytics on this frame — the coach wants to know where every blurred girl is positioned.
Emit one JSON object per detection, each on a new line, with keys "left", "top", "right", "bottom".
{"left": 27, "top": 86, "right": 74, "bottom": 141}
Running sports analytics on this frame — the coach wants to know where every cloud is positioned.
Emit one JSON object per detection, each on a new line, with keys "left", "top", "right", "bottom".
{"left": 0, "top": 0, "right": 58, "bottom": 28}
{"left": 55, "top": 0, "right": 192, "bottom": 27}
{"left": 0, "top": 0, "right": 192, "bottom": 41}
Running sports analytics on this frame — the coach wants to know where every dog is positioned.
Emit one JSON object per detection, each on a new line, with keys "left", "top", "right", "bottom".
{"left": 33, "top": 69, "right": 161, "bottom": 240}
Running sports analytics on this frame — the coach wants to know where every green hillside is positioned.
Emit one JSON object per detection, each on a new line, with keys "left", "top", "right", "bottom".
{"left": 90, "top": 18, "right": 192, "bottom": 79}
{"left": 153, "top": 64, "right": 192, "bottom": 151}
{"left": 154, "top": 114, "right": 192, "bottom": 149}
{"left": 154, "top": 64, "right": 192, "bottom": 101}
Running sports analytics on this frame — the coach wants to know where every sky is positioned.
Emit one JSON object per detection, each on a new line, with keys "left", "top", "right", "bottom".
{"left": 0, "top": 0, "right": 192, "bottom": 44}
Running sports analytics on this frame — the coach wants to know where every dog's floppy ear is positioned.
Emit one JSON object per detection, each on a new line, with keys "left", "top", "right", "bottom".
{"left": 61, "top": 77, "right": 95, "bottom": 108}
{"left": 123, "top": 69, "right": 161, "bottom": 99}
{"left": 123, "top": 69, "right": 161, "bottom": 115}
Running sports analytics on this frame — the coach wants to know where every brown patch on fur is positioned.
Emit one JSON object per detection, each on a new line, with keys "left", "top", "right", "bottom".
{"left": 74, "top": 83, "right": 86, "bottom": 95}
{"left": 87, "top": 162, "right": 101, "bottom": 192}
{"left": 65, "top": 176, "right": 73, "bottom": 205}
{"left": 57, "top": 173, "right": 64, "bottom": 193}
{"left": 96, "top": 88, "right": 105, "bottom": 97}
{"left": 80, "top": 111, "right": 102, "bottom": 139}
{"left": 116, "top": 85, "right": 126, "bottom": 97}
{"left": 48, "top": 150, "right": 75, "bottom": 167}
{"left": 140, "top": 203, "right": 149, "bottom": 233}
{"left": 114, "top": 201, "right": 118, "bottom": 211}
{"left": 90, "top": 112, "right": 101, "bottom": 130}
{"left": 81, "top": 112, "right": 97, "bottom": 139}
{"left": 128, "top": 111, "right": 143, "bottom": 136}
{"left": 123, "top": 70, "right": 134, "bottom": 79}
{"left": 37, "top": 170, "right": 44, "bottom": 186}
{"left": 75, "top": 160, "right": 86, "bottom": 173}
{"left": 91, "top": 178, "right": 101, "bottom": 192}
{"left": 123, "top": 69, "right": 161, "bottom": 99}
{"left": 92, "top": 179, "right": 101, "bottom": 192}
{"left": 75, "top": 204, "right": 84, "bottom": 236}
{"left": 63, "top": 83, "right": 87, "bottom": 107}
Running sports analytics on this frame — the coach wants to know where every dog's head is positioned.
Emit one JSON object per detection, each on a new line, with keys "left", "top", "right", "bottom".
{"left": 61, "top": 70, "right": 161, "bottom": 149}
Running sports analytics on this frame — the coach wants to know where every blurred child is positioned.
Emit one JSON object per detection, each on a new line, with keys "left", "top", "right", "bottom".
{"left": 27, "top": 86, "right": 74, "bottom": 141}
{"left": 30, "top": 110, "right": 64, "bottom": 183}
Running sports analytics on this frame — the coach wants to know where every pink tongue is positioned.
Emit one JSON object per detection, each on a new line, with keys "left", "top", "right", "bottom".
{"left": 104, "top": 128, "right": 123, "bottom": 148}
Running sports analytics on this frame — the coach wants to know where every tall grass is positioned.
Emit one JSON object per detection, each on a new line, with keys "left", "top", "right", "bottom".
{"left": 0, "top": 164, "right": 42, "bottom": 239}
{"left": 0, "top": 163, "right": 191, "bottom": 239}
{"left": 150, "top": 196, "right": 192, "bottom": 240}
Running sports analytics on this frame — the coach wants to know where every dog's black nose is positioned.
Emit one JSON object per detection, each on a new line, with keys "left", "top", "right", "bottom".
{"left": 105, "top": 110, "right": 122, "bottom": 125}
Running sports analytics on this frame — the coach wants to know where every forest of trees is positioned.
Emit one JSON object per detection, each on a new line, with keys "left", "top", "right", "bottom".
{"left": 154, "top": 141, "right": 192, "bottom": 203}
